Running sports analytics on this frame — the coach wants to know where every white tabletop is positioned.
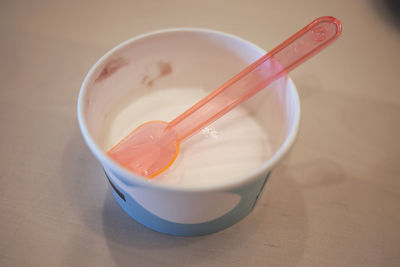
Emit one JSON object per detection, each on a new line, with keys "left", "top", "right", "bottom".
{"left": 1, "top": 0, "right": 399, "bottom": 266}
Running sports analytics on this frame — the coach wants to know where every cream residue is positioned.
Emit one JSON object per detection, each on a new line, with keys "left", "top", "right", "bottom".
{"left": 100, "top": 87, "right": 272, "bottom": 188}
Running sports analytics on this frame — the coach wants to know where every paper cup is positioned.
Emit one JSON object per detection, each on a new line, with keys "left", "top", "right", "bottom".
{"left": 77, "top": 29, "right": 300, "bottom": 236}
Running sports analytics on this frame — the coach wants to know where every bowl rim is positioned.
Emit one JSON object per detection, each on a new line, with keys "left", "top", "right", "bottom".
{"left": 77, "top": 27, "right": 301, "bottom": 193}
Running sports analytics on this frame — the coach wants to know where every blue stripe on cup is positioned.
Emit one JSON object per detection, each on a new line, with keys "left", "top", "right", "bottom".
{"left": 105, "top": 170, "right": 271, "bottom": 236}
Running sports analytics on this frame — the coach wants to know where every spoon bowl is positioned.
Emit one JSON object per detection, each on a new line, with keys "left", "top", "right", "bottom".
{"left": 108, "top": 121, "right": 180, "bottom": 177}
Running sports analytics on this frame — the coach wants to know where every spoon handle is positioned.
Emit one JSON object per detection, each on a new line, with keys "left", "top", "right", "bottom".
{"left": 168, "top": 16, "right": 342, "bottom": 141}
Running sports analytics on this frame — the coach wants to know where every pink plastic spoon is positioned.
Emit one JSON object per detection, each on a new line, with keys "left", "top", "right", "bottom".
{"left": 108, "top": 16, "right": 342, "bottom": 178}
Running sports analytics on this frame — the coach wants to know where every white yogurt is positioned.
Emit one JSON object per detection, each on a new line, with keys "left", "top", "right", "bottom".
{"left": 100, "top": 87, "right": 272, "bottom": 188}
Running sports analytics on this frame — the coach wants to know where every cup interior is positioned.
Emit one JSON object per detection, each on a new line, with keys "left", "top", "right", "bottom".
{"left": 78, "top": 29, "right": 300, "bottom": 188}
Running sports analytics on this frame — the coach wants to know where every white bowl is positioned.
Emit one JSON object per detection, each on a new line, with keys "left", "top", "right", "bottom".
{"left": 77, "top": 28, "right": 300, "bottom": 236}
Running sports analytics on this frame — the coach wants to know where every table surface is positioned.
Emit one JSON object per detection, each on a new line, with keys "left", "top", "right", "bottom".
{"left": 1, "top": 0, "right": 399, "bottom": 266}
